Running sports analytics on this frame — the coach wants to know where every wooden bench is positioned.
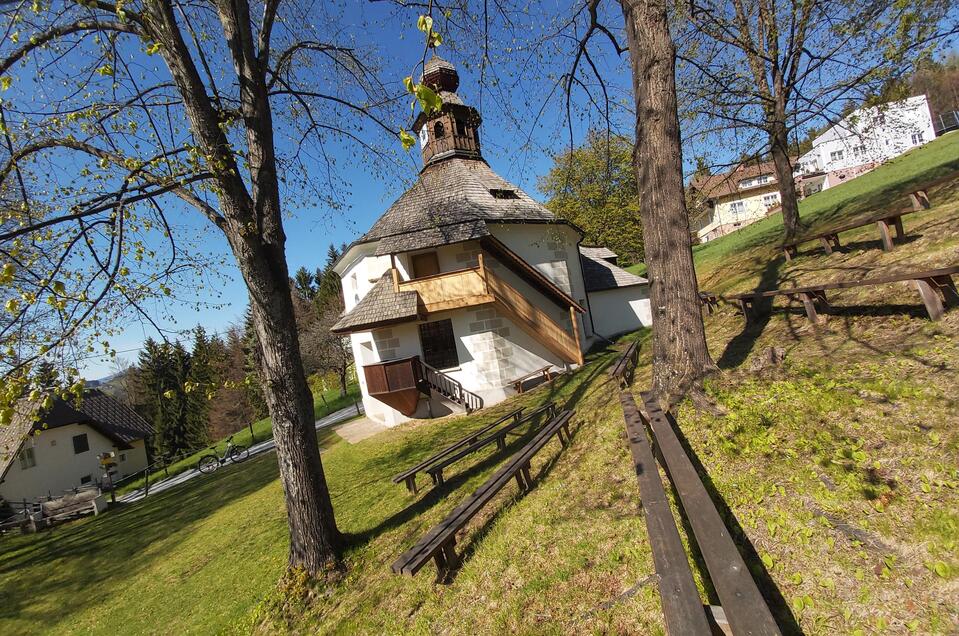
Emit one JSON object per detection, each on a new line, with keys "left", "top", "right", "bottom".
{"left": 781, "top": 208, "right": 919, "bottom": 260}
{"left": 724, "top": 265, "right": 959, "bottom": 324}
{"left": 425, "top": 402, "right": 557, "bottom": 488}
{"left": 391, "top": 407, "right": 525, "bottom": 494}
{"left": 508, "top": 365, "right": 555, "bottom": 393}
{"left": 699, "top": 292, "right": 720, "bottom": 314}
{"left": 641, "top": 394, "right": 781, "bottom": 635}
{"left": 619, "top": 391, "right": 712, "bottom": 634}
{"left": 609, "top": 340, "right": 640, "bottom": 388}
{"left": 391, "top": 409, "right": 575, "bottom": 582}
{"left": 907, "top": 171, "right": 958, "bottom": 212}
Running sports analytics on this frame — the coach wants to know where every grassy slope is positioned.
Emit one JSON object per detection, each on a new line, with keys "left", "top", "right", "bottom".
{"left": 2, "top": 133, "right": 958, "bottom": 635}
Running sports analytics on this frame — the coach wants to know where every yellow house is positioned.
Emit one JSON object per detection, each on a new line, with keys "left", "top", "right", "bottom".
{"left": 689, "top": 160, "right": 789, "bottom": 242}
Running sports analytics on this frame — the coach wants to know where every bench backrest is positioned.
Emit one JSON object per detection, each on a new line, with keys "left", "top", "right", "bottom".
{"left": 391, "top": 407, "right": 525, "bottom": 484}
{"left": 428, "top": 402, "right": 558, "bottom": 476}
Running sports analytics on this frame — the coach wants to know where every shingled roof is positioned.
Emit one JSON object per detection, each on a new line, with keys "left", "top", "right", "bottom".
{"left": 579, "top": 249, "right": 648, "bottom": 292}
{"left": 689, "top": 158, "right": 801, "bottom": 203}
{"left": 580, "top": 245, "right": 617, "bottom": 261}
{"left": 362, "top": 157, "right": 566, "bottom": 255}
{"left": 331, "top": 272, "right": 421, "bottom": 334}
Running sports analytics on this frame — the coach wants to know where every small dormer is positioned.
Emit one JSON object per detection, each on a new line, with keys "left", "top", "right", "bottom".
{"left": 412, "top": 55, "right": 482, "bottom": 166}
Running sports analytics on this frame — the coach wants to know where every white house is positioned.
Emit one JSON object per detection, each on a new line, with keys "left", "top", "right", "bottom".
{"left": 0, "top": 390, "right": 152, "bottom": 502}
{"left": 689, "top": 159, "right": 788, "bottom": 243}
{"left": 797, "top": 95, "right": 936, "bottom": 195}
{"left": 331, "top": 56, "right": 651, "bottom": 427}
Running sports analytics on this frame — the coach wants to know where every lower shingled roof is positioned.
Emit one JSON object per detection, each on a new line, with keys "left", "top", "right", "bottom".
{"left": 330, "top": 272, "right": 421, "bottom": 334}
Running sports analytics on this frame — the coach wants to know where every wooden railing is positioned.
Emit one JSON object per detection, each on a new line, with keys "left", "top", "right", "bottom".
{"left": 396, "top": 260, "right": 493, "bottom": 313}
{"left": 485, "top": 269, "right": 583, "bottom": 365}
{"left": 420, "top": 360, "right": 483, "bottom": 413}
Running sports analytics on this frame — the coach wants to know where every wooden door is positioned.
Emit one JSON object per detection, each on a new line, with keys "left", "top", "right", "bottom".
{"left": 411, "top": 251, "right": 440, "bottom": 279}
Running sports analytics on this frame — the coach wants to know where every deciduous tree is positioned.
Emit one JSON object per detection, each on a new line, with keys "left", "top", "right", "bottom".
{"left": 680, "top": 0, "right": 957, "bottom": 239}
{"left": 0, "top": 1, "right": 397, "bottom": 574}
{"left": 538, "top": 130, "right": 645, "bottom": 265}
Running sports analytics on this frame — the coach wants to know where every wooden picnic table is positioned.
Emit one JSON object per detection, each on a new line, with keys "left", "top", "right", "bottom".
{"left": 782, "top": 171, "right": 957, "bottom": 261}
{"left": 724, "top": 265, "right": 959, "bottom": 323}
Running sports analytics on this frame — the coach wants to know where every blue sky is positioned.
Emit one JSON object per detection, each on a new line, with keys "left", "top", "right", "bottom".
{"left": 80, "top": 3, "right": 638, "bottom": 379}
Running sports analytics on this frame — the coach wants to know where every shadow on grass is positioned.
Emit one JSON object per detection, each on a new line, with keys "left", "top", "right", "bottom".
{"left": 660, "top": 413, "right": 803, "bottom": 636}
{"left": 717, "top": 256, "right": 785, "bottom": 369}
{"left": 344, "top": 348, "right": 619, "bottom": 572}
{"left": 0, "top": 453, "right": 280, "bottom": 626}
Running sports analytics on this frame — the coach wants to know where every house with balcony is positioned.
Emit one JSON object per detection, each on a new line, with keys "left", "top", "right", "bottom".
{"left": 796, "top": 95, "right": 936, "bottom": 195}
{"left": 688, "top": 159, "right": 788, "bottom": 243}
{"left": 331, "top": 56, "right": 651, "bottom": 427}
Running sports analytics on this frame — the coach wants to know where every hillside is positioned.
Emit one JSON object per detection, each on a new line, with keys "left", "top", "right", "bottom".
{"left": 1, "top": 133, "right": 957, "bottom": 635}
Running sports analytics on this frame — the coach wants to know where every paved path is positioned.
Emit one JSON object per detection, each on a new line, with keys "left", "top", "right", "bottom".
{"left": 117, "top": 403, "right": 364, "bottom": 503}
{"left": 333, "top": 416, "right": 388, "bottom": 443}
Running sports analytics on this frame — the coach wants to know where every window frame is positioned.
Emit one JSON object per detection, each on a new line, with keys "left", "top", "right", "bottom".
{"left": 72, "top": 433, "right": 90, "bottom": 455}
{"left": 18, "top": 446, "right": 36, "bottom": 470}
{"left": 418, "top": 319, "right": 460, "bottom": 370}
{"left": 829, "top": 149, "right": 844, "bottom": 162}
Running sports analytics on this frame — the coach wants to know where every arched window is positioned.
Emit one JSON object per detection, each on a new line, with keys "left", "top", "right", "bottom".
{"left": 455, "top": 119, "right": 467, "bottom": 136}
{"left": 433, "top": 121, "right": 446, "bottom": 139}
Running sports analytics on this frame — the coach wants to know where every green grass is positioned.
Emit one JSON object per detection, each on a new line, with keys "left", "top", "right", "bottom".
{"left": 624, "top": 261, "right": 647, "bottom": 277}
{"left": 2, "top": 134, "right": 959, "bottom": 635}
{"left": 115, "top": 384, "right": 360, "bottom": 495}
{"left": 693, "top": 130, "right": 959, "bottom": 281}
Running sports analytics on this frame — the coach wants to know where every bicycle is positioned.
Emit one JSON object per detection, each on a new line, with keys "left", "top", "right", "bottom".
{"left": 196, "top": 436, "right": 250, "bottom": 474}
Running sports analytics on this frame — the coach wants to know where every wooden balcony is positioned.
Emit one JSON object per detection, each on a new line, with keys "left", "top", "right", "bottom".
{"left": 393, "top": 255, "right": 494, "bottom": 313}
{"left": 391, "top": 254, "right": 584, "bottom": 366}
{"left": 363, "top": 355, "right": 483, "bottom": 416}
{"left": 363, "top": 356, "right": 426, "bottom": 416}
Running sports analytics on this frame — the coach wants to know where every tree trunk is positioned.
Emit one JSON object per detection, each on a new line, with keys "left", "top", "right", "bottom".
{"left": 246, "top": 257, "right": 342, "bottom": 574}
{"left": 143, "top": 0, "right": 342, "bottom": 575}
{"left": 769, "top": 94, "right": 802, "bottom": 240}
{"left": 338, "top": 366, "right": 349, "bottom": 397}
{"left": 619, "top": 0, "right": 716, "bottom": 402}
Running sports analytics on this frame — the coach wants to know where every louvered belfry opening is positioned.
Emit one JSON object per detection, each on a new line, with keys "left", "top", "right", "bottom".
{"left": 413, "top": 55, "right": 482, "bottom": 166}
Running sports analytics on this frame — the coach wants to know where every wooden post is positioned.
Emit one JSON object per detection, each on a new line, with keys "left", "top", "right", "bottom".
{"left": 818, "top": 236, "right": 833, "bottom": 255}
{"left": 478, "top": 252, "right": 489, "bottom": 294}
{"left": 391, "top": 266, "right": 400, "bottom": 293}
{"left": 892, "top": 216, "right": 905, "bottom": 239}
{"left": 876, "top": 219, "right": 894, "bottom": 251}
{"left": 782, "top": 246, "right": 792, "bottom": 262}
{"left": 914, "top": 278, "right": 945, "bottom": 320}
{"left": 932, "top": 275, "right": 959, "bottom": 308}
{"left": 249, "top": 420, "right": 255, "bottom": 443}
{"left": 798, "top": 292, "right": 821, "bottom": 324}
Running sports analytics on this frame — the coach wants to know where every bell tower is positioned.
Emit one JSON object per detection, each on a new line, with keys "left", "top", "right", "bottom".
{"left": 412, "top": 55, "right": 482, "bottom": 166}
